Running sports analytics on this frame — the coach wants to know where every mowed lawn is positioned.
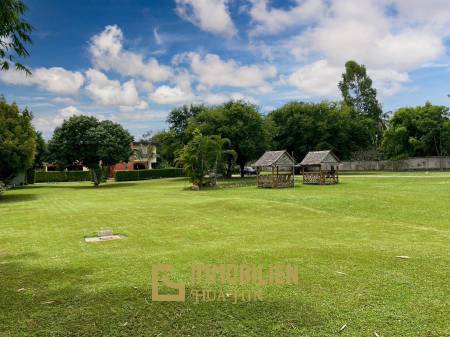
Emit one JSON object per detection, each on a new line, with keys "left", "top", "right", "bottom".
{"left": 0, "top": 174, "right": 449, "bottom": 337}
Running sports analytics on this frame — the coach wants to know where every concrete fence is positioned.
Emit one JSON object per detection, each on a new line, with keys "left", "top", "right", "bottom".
{"left": 340, "top": 156, "right": 450, "bottom": 171}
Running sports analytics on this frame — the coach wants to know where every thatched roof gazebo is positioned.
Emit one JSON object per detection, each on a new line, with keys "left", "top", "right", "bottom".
{"left": 299, "top": 150, "right": 340, "bottom": 185}
{"left": 253, "top": 150, "right": 295, "bottom": 188}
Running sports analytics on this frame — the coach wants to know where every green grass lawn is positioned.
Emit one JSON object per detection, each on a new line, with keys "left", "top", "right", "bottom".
{"left": 0, "top": 174, "right": 449, "bottom": 337}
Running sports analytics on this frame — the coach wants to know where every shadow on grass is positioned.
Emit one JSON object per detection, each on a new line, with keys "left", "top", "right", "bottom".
{"left": 0, "top": 253, "right": 323, "bottom": 337}
{"left": 22, "top": 182, "right": 138, "bottom": 190}
{"left": 0, "top": 194, "right": 37, "bottom": 203}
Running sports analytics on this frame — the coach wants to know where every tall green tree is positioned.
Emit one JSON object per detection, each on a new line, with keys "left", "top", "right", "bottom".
{"left": 167, "top": 104, "right": 207, "bottom": 143}
{"left": 151, "top": 130, "right": 180, "bottom": 167}
{"left": 190, "top": 100, "right": 268, "bottom": 177}
{"left": 268, "top": 101, "right": 373, "bottom": 160}
{"left": 33, "top": 131, "right": 48, "bottom": 168}
{"left": 176, "top": 129, "right": 235, "bottom": 188}
{"left": 338, "top": 60, "right": 385, "bottom": 148}
{"left": 382, "top": 103, "right": 450, "bottom": 159}
{"left": 0, "top": 96, "right": 36, "bottom": 185}
{"left": 0, "top": 0, "right": 33, "bottom": 74}
{"left": 48, "top": 115, "right": 133, "bottom": 187}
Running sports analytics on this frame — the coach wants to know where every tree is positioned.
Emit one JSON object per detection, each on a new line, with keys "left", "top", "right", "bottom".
{"left": 0, "top": 96, "right": 36, "bottom": 185}
{"left": 268, "top": 101, "right": 372, "bottom": 160}
{"left": 0, "top": 0, "right": 33, "bottom": 74}
{"left": 189, "top": 100, "right": 268, "bottom": 177}
{"left": 176, "top": 130, "right": 235, "bottom": 188}
{"left": 151, "top": 130, "right": 181, "bottom": 167}
{"left": 338, "top": 60, "right": 385, "bottom": 148}
{"left": 33, "top": 131, "right": 48, "bottom": 168}
{"left": 167, "top": 104, "right": 207, "bottom": 143}
{"left": 48, "top": 115, "right": 133, "bottom": 187}
{"left": 382, "top": 103, "right": 450, "bottom": 159}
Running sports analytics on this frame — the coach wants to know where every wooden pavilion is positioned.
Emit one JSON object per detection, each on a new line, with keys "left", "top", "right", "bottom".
{"left": 253, "top": 150, "right": 295, "bottom": 188}
{"left": 299, "top": 150, "right": 340, "bottom": 185}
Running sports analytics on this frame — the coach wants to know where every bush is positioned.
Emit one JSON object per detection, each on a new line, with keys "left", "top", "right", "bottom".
{"left": 115, "top": 168, "right": 184, "bottom": 182}
{"left": 35, "top": 171, "right": 91, "bottom": 183}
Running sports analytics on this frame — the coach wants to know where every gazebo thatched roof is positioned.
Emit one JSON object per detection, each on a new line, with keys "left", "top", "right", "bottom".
{"left": 253, "top": 150, "right": 295, "bottom": 168}
{"left": 299, "top": 150, "right": 340, "bottom": 166}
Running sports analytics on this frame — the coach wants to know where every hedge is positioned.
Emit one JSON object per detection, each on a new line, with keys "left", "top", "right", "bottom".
{"left": 35, "top": 171, "right": 92, "bottom": 183}
{"left": 115, "top": 168, "right": 184, "bottom": 182}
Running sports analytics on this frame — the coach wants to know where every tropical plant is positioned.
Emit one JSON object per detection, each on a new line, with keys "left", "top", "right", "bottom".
{"left": 176, "top": 130, "right": 236, "bottom": 188}
{"left": 189, "top": 100, "right": 268, "bottom": 177}
{"left": 0, "top": 0, "right": 33, "bottom": 74}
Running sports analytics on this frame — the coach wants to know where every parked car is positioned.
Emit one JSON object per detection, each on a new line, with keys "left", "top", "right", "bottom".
{"left": 243, "top": 166, "right": 257, "bottom": 175}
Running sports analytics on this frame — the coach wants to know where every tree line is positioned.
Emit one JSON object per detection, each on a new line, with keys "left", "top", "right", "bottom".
{"left": 1, "top": 61, "right": 450, "bottom": 190}
{"left": 153, "top": 61, "right": 450, "bottom": 178}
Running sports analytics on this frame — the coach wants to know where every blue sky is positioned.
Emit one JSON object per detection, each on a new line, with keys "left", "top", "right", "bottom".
{"left": 1, "top": 0, "right": 450, "bottom": 139}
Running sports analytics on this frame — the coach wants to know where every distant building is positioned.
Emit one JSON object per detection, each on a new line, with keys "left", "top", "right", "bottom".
{"left": 109, "top": 142, "right": 157, "bottom": 176}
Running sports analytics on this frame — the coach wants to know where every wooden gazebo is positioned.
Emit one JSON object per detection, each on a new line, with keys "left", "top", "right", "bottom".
{"left": 299, "top": 150, "right": 340, "bottom": 185}
{"left": 253, "top": 150, "right": 295, "bottom": 188}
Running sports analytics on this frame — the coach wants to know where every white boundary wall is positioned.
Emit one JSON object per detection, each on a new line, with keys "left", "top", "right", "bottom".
{"left": 341, "top": 157, "right": 450, "bottom": 171}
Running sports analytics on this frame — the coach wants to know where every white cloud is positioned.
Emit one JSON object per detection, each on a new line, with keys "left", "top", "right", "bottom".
{"left": 153, "top": 28, "right": 163, "bottom": 45}
{"left": 392, "top": 0, "right": 450, "bottom": 32}
{"left": 33, "top": 105, "right": 83, "bottom": 132}
{"left": 248, "top": 0, "right": 326, "bottom": 35}
{"left": 194, "top": 91, "right": 257, "bottom": 105}
{"left": 283, "top": 60, "right": 341, "bottom": 97}
{"left": 150, "top": 85, "right": 195, "bottom": 105}
{"left": 0, "top": 67, "right": 84, "bottom": 95}
{"left": 175, "top": 0, "right": 237, "bottom": 37}
{"left": 52, "top": 97, "right": 76, "bottom": 104}
{"left": 85, "top": 68, "right": 142, "bottom": 107}
{"left": 179, "top": 52, "right": 277, "bottom": 93}
{"left": 282, "top": 0, "right": 449, "bottom": 97}
{"left": 89, "top": 25, "right": 172, "bottom": 82}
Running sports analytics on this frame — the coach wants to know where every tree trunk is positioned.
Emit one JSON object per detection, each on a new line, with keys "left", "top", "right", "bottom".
{"left": 225, "top": 158, "right": 233, "bottom": 179}
{"left": 91, "top": 168, "right": 99, "bottom": 187}
{"left": 91, "top": 163, "right": 103, "bottom": 187}
{"left": 240, "top": 163, "right": 245, "bottom": 178}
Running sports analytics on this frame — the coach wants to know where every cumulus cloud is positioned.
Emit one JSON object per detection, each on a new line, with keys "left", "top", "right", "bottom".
{"left": 89, "top": 25, "right": 172, "bottom": 82}
{"left": 177, "top": 52, "right": 277, "bottom": 93}
{"left": 33, "top": 105, "right": 83, "bottom": 132}
{"left": 0, "top": 67, "right": 84, "bottom": 95}
{"left": 85, "top": 68, "right": 143, "bottom": 107}
{"left": 282, "top": 0, "right": 449, "bottom": 97}
{"left": 283, "top": 60, "right": 341, "bottom": 98}
{"left": 175, "top": 0, "right": 237, "bottom": 37}
{"left": 248, "top": 0, "right": 326, "bottom": 36}
{"left": 150, "top": 85, "right": 195, "bottom": 105}
{"left": 198, "top": 91, "right": 257, "bottom": 105}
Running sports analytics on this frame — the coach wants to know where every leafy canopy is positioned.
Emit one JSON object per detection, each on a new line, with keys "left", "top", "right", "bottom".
{"left": 268, "top": 101, "right": 373, "bottom": 160}
{"left": 48, "top": 115, "right": 133, "bottom": 186}
{"left": 382, "top": 103, "right": 450, "bottom": 159}
{"left": 0, "top": 96, "right": 36, "bottom": 183}
{"left": 176, "top": 129, "right": 235, "bottom": 188}
{"left": 0, "top": 0, "right": 33, "bottom": 74}
{"left": 189, "top": 100, "right": 268, "bottom": 177}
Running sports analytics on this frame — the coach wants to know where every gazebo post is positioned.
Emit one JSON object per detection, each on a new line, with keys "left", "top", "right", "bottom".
{"left": 272, "top": 166, "right": 275, "bottom": 188}
{"left": 276, "top": 166, "right": 279, "bottom": 188}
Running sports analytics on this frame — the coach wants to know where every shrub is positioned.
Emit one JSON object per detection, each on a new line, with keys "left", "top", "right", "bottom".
{"left": 35, "top": 171, "right": 91, "bottom": 183}
{"left": 115, "top": 168, "right": 184, "bottom": 182}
